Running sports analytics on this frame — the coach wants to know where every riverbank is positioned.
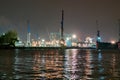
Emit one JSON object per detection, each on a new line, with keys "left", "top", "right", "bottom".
{"left": 1, "top": 46, "right": 119, "bottom": 50}
{"left": 0, "top": 46, "right": 97, "bottom": 49}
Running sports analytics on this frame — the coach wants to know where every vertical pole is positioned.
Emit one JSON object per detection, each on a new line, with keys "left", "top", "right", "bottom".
{"left": 61, "top": 10, "right": 64, "bottom": 40}
{"left": 27, "top": 20, "right": 31, "bottom": 46}
{"left": 27, "top": 20, "right": 30, "bottom": 33}
{"left": 118, "top": 19, "right": 120, "bottom": 42}
{"left": 60, "top": 10, "right": 65, "bottom": 47}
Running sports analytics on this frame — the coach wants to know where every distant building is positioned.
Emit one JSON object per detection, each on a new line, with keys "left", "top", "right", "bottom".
{"left": 49, "top": 32, "right": 61, "bottom": 47}
{"left": 15, "top": 41, "right": 24, "bottom": 47}
{"left": 49, "top": 32, "right": 78, "bottom": 47}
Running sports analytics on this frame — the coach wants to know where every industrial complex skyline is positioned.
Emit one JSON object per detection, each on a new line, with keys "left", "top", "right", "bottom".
{"left": 0, "top": 0, "right": 120, "bottom": 42}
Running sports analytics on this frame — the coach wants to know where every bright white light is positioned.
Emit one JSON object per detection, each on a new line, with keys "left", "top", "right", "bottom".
{"left": 86, "top": 37, "right": 93, "bottom": 43}
{"left": 56, "top": 40, "right": 59, "bottom": 44}
{"left": 42, "top": 39, "right": 45, "bottom": 42}
{"left": 111, "top": 40, "right": 116, "bottom": 44}
{"left": 72, "top": 34, "right": 76, "bottom": 38}
{"left": 98, "top": 37, "right": 101, "bottom": 40}
{"left": 66, "top": 37, "right": 70, "bottom": 40}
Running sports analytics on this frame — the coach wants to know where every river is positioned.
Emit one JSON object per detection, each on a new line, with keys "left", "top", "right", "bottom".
{"left": 0, "top": 49, "right": 120, "bottom": 80}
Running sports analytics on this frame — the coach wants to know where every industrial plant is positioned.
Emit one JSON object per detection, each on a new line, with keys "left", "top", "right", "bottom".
{"left": 15, "top": 10, "right": 96, "bottom": 48}
{"left": 1, "top": 10, "right": 120, "bottom": 49}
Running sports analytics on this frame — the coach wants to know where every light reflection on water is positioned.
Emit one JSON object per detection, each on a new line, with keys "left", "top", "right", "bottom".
{"left": 0, "top": 49, "right": 120, "bottom": 79}
{"left": 13, "top": 49, "right": 64, "bottom": 79}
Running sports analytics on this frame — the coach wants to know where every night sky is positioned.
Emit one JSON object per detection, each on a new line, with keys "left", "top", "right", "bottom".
{"left": 0, "top": 0, "right": 120, "bottom": 42}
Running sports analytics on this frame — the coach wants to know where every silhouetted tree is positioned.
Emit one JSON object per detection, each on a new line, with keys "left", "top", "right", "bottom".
{"left": 0, "top": 30, "right": 18, "bottom": 47}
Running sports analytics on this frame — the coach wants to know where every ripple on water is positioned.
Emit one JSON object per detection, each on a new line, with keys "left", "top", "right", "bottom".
{"left": 0, "top": 49, "right": 120, "bottom": 79}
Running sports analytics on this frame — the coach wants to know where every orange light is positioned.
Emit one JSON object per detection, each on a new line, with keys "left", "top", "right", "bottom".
{"left": 111, "top": 40, "right": 116, "bottom": 44}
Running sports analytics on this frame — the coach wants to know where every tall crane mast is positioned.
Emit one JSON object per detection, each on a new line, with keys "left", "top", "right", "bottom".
{"left": 61, "top": 10, "right": 64, "bottom": 40}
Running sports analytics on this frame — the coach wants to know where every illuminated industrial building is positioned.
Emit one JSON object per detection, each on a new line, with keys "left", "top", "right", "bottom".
{"left": 49, "top": 32, "right": 61, "bottom": 47}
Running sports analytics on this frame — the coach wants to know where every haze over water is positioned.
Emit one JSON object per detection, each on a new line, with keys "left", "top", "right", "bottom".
{"left": 0, "top": 49, "right": 120, "bottom": 80}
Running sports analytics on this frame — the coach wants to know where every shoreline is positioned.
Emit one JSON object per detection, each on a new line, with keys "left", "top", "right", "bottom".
{"left": 0, "top": 46, "right": 119, "bottom": 50}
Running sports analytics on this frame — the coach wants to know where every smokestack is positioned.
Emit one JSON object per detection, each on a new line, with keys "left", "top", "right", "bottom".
{"left": 61, "top": 10, "right": 64, "bottom": 40}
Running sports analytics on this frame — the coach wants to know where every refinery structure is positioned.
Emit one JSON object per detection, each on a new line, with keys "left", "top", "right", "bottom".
{"left": 17, "top": 32, "right": 95, "bottom": 47}
{"left": 15, "top": 10, "right": 101, "bottom": 48}
{"left": 14, "top": 12, "right": 120, "bottom": 49}
{"left": 0, "top": 9, "right": 119, "bottom": 49}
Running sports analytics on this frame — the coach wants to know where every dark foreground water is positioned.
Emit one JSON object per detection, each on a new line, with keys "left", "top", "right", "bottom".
{"left": 0, "top": 49, "right": 120, "bottom": 80}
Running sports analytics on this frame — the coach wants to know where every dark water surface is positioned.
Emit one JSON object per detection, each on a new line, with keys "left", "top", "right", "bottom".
{"left": 0, "top": 49, "right": 120, "bottom": 80}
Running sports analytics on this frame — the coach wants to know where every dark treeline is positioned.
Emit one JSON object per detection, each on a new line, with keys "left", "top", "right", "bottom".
{"left": 0, "top": 30, "right": 18, "bottom": 47}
